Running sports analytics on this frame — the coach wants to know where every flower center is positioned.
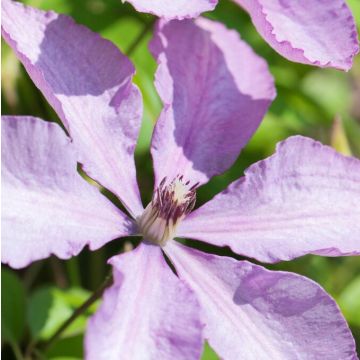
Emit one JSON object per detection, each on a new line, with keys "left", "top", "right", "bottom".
{"left": 137, "top": 175, "right": 198, "bottom": 246}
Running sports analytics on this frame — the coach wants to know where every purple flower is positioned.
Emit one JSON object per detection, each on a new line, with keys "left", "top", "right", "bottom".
{"left": 125, "top": 0, "right": 359, "bottom": 70}
{"left": 2, "top": 1, "right": 360, "bottom": 359}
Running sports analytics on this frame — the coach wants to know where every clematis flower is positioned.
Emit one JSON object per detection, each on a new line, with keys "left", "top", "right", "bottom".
{"left": 125, "top": 0, "right": 360, "bottom": 71}
{"left": 2, "top": 1, "right": 360, "bottom": 359}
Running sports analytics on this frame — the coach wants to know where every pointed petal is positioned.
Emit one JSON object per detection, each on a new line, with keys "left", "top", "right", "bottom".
{"left": 166, "top": 242, "right": 357, "bottom": 360}
{"left": 2, "top": 116, "right": 135, "bottom": 269}
{"left": 179, "top": 136, "right": 360, "bottom": 263}
{"left": 86, "top": 242, "right": 203, "bottom": 360}
{"left": 1, "top": 0, "right": 143, "bottom": 217}
{"left": 150, "top": 19, "right": 275, "bottom": 188}
{"left": 235, "top": 0, "right": 359, "bottom": 70}
{"left": 126, "top": 0, "right": 217, "bottom": 20}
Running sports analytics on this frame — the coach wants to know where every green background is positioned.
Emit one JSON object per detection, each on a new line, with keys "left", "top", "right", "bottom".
{"left": 2, "top": 0, "right": 360, "bottom": 358}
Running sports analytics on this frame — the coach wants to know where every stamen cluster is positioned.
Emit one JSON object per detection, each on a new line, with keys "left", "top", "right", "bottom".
{"left": 138, "top": 175, "right": 197, "bottom": 246}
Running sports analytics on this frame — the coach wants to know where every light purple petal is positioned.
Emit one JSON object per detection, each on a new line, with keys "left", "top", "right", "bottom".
{"left": 165, "top": 241, "right": 357, "bottom": 359}
{"left": 126, "top": 0, "right": 217, "bottom": 20}
{"left": 235, "top": 0, "right": 359, "bottom": 70}
{"left": 1, "top": 0, "right": 143, "bottom": 217}
{"left": 149, "top": 18, "right": 275, "bottom": 188}
{"left": 2, "top": 116, "right": 135, "bottom": 269}
{"left": 179, "top": 136, "right": 360, "bottom": 263}
{"left": 86, "top": 242, "right": 203, "bottom": 360}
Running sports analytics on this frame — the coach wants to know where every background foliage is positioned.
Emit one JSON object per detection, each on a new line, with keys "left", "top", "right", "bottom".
{"left": 2, "top": 0, "right": 360, "bottom": 358}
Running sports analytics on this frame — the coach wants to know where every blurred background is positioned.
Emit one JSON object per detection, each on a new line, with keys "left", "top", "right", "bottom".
{"left": 2, "top": 0, "right": 360, "bottom": 358}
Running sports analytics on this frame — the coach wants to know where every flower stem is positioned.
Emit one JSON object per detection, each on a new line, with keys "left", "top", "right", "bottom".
{"left": 40, "top": 273, "right": 113, "bottom": 352}
{"left": 126, "top": 18, "right": 156, "bottom": 56}
{"left": 49, "top": 257, "right": 68, "bottom": 288}
{"left": 89, "top": 250, "right": 105, "bottom": 290}
{"left": 66, "top": 257, "right": 81, "bottom": 287}
{"left": 10, "top": 341, "right": 25, "bottom": 360}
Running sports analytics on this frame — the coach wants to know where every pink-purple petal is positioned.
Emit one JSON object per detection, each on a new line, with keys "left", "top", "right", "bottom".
{"left": 150, "top": 18, "right": 275, "bottom": 188}
{"left": 165, "top": 241, "right": 357, "bottom": 359}
{"left": 1, "top": 0, "right": 143, "bottom": 217}
{"left": 179, "top": 136, "right": 360, "bottom": 263}
{"left": 125, "top": 0, "right": 217, "bottom": 20}
{"left": 86, "top": 242, "right": 204, "bottom": 360}
{"left": 235, "top": 0, "right": 359, "bottom": 70}
{"left": 2, "top": 116, "right": 135, "bottom": 269}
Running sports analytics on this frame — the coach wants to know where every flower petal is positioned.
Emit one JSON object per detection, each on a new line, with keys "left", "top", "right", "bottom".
{"left": 126, "top": 0, "right": 217, "bottom": 20}
{"left": 150, "top": 19, "right": 275, "bottom": 188}
{"left": 235, "top": 0, "right": 359, "bottom": 70}
{"left": 2, "top": 116, "right": 135, "bottom": 269}
{"left": 166, "top": 242, "right": 357, "bottom": 360}
{"left": 1, "top": 0, "right": 143, "bottom": 217}
{"left": 179, "top": 136, "right": 360, "bottom": 263}
{"left": 86, "top": 242, "right": 203, "bottom": 360}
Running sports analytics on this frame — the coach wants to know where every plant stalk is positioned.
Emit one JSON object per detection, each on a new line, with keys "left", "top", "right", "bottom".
{"left": 126, "top": 18, "right": 156, "bottom": 56}
{"left": 40, "top": 273, "right": 113, "bottom": 353}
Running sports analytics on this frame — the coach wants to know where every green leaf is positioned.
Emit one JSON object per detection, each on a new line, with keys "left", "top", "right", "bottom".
{"left": 348, "top": 0, "right": 360, "bottom": 27}
{"left": 330, "top": 116, "right": 352, "bottom": 156}
{"left": 201, "top": 342, "right": 219, "bottom": 360}
{"left": 1, "top": 268, "right": 26, "bottom": 343}
{"left": 301, "top": 70, "right": 351, "bottom": 118}
{"left": 338, "top": 276, "right": 360, "bottom": 327}
{"left": 1, "top": 40, "right": 21, "bottom": 111}
{"left": 49, "top": 358, "right": 82, "bottom": 360}
{"left": 28, "top": 286, "right": 98, "bottom": 341}
{"left": 46, "top": 334, "right": 84, "bottom": 358}
{"left": 28, "top": 286, "right": 72, "bottom": 340}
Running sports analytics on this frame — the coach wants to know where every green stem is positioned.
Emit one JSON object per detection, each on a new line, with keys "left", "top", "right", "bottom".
{"left": 40, "top": 273, "right": 113, "bottom": 352}
{"left": 49, "top": 257, "right": 68, "bottom": 288}
{"left": 66, "top": 257, "right": 81, "bottom": 287}
{"left": 10, "top": 341, "right": 25, "bottom": 360}
{"left": 90, "top": 250, "right": 105, "bottom": 290}
{"left": 126, "top": 18, "right": 156, "bottom": 56}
